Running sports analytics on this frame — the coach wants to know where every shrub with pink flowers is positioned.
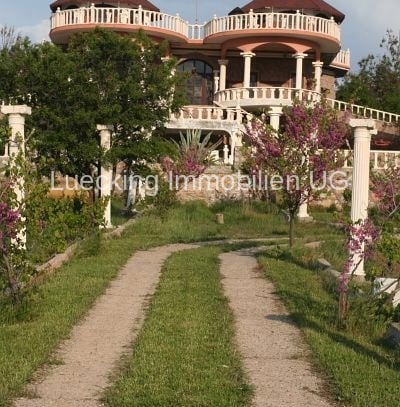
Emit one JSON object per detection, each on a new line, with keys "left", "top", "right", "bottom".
{"left": 0, "top": 177, "right": 32, "bottom": 303}
{"left": 245, "top": 100, "right": 349, "bottom": 246}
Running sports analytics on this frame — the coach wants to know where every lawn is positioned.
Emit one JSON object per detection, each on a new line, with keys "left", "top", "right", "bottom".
{"left": 2, "top": 200, "right": 392, "bottom": 407}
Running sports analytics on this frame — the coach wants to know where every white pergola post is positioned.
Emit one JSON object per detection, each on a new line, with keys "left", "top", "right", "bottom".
{"left": 97, "top": 125, "right": 113, "bottom": 229}
{"left": 1, "top": 105, "right": 32, "bottom": 248}
{"left": 349, "top": 119, "right": 376, "bottom": 276}
{"left": 218, "top": 59, "right": 229, "bottom": 91}
{"left": 240, "top": 52, "right": 255, "bottom": 88}
{"left": 293, "top": 53, "right": 307, "bottom": 90}
{"left": 269, "top": 106, "right": 283, "bottom": 131}
{"left": 312, "top": 61, "right": 324, "bottom": 94}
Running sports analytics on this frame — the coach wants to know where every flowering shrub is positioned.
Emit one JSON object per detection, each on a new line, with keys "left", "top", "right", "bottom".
{"left": 0, "top": 178, "right": 32, "bottom": 303}
{"left": 339, "top": 166, "right": 400, "bottom": 322}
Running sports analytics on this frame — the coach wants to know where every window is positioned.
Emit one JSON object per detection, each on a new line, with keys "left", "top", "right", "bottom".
{"left": 177, "top": 59, "right": 214, "bottom": 105}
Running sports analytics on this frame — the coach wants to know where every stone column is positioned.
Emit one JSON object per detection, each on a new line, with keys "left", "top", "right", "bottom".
{"left": 240, "top": 52, "right": 255, "bottom": 88}
{"left": 218, "top": 59, "right": 229, "bottom": 91}
{"left": 1, "top": 105, "right": 32, "bottom": 248}
{"left": 293, "top": 53, "right": 307, "bottom": 90}
{"left": 312, "top": 61, "right": 324, "bottom": 93}
{"left": 97, "top": 125, "right": 114, "bottom": 229}
{"left": 269, "top": 106, "right": 283, "bottom": 131}
{"left": 349, "top": 119, "right": 376, "bottom": 276}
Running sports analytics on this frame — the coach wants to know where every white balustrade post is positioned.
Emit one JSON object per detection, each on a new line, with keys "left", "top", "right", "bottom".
{"left": 269, "top": 106, "right": 282, "bottom": 131}
{"left": 97, "top": 125, "right": 114, "bottom": 229}
{"left": 1, "top": 105, "right": 32, "bottom": 248}
{"left": 349, "top": 119, "right": 377, "bottom": 276}
{"left": 293, "top": 53, "right": 307, "bottom": 90}
{"left": 312, "top": 61, "right": 323, "bottom": 94}
{"left": 218, "top": 59, "right": 229, "bottom": 91}
{"left": 240, "top": 52, "right": 255, "bottom": 88}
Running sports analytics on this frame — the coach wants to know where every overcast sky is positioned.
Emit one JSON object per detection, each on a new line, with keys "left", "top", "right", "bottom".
{"left": 1, "top": 0, "right": 399, "bottom": 71}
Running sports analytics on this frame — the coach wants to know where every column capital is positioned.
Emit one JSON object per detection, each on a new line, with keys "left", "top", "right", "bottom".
{"left": 312, "top": 61, "right": 324, "bottom": 68}
{"left": 1, "top": 105, "right": 32, "bottom": 116}
{"left": 349, "top": 119, "right": 377, "bottom": 133}
{"left": 269, "top": 106, "right": 283, "bottom": 115}
{"left": 240, "top": 51, "right": 256, "bottom": 58}
{"left": 97, "top": 124, "right": 114, "bottom": 132}
{"left": 293, "top": 53, "right": 307, "bottom": 59}
{"left": 218, "top": 59, "right": 229, "bottom": 66}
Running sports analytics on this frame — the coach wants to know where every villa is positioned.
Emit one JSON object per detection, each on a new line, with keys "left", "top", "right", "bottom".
{"left": 48, "top": 0, "right": 399, "bottom": 170}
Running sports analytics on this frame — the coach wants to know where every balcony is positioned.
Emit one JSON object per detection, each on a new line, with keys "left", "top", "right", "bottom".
{"left": 50, "top": 7, "right": 341, "bottom": 50}
{"left": 203, "top": 11, "right": 341, "bottom": 53}
{"left": 50, "top": 6, "right": 191, "bottom": 44}
{"left": 215, "top": 87, "right": 320, "bottom": 110}
{"left": 330, "top": 49, "right": 351, "bottom": 70}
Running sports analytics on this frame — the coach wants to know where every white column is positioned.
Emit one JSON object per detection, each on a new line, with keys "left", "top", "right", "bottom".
{"left": 213, "top": 70, "right": 220, "bottom": 94}
{"left": 218, "top": 59, "right": 229, "bottom": 91}
{"left": 240, "top": 52, "right": 255, "bottom": 88}
{"left": 1, "top": 105, "right": 32, "bottom": 248}
{"left": 293, "top": 53, "right": 307, "bottom": 89}
{"left": 269, "top": 106, "right": 283, "bottom": 131}
{"left": 349, "top": 119, "right": 376, "bottom": 276}
{"left": 97, "top": 124, "right": 113, "bottom": 229}
{"left": 312, "top": 61, "right": 323, "bottom": 93}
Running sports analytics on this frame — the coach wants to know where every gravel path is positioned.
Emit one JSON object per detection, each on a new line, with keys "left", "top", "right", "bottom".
{"left": 219, "top": 248, "right": 334, "bottom": 407}
{"left": 14, "top": 243, "right": 199, "bottom": 407}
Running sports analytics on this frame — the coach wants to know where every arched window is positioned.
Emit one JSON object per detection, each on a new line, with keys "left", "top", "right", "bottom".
{"left": 177, "top": 59, "right": 214, "bottom": 105}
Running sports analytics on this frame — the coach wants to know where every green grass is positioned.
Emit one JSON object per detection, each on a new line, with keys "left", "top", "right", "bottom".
{"left": 103, "top": 247, "right": 252, "bottom": 407}
{"left": 257, "top": 249, "right": 400, "bottom": 407}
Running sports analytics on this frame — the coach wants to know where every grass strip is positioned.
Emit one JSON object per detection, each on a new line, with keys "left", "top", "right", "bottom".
{"left": 258, "top": 251, "right": 400, "bottom": 407}
{"left": 103, "top": 246, "right": 252, "bottom": 407}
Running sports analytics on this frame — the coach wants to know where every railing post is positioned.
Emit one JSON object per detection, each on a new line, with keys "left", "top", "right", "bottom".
{"left": 295, "top": 10, "right": 300, "bottom": 30}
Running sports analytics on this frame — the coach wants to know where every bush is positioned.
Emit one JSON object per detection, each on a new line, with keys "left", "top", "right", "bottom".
{"left": 25, "top": 181, "right": 107, "bottom": 264}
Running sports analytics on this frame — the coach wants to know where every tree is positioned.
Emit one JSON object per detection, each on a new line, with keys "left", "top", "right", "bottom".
{"left": 245, "top": 100, "right": 349, "bottom": 246}
{"left": 337, "top": 30, "right": 400, "bottom": 114}
{"left": 0, "top": 29, "right": 184, "bottom": 177}
{"left": 0, "top": 25, "right": 21, "bottom": 50}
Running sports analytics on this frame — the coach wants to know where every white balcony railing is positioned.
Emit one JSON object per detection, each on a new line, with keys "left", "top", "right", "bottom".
{"left": 215, "top": 87, "right": 321, "bottom": 107}
{"left": 327, "top": 99, "right": 400, "bottom": 124}
{"left": 343, "top": 150, "right": 400, "bottom": 170}
{"left": 51, "top": 6, "right": 189, "bottom": 37}
{"left": 168, "top": 105, "right": 253, "bottom": 125}
{"left": 51, "top": 7, "right": 341, "bottom": 43}
{"left": 204, "top": 10, "right": 340, "bottom": 42}
{"left": 331, "top": 49, "right": 350, "bottom": 68}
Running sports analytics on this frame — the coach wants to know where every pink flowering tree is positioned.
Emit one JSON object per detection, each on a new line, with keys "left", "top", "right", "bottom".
{"left": 245, "top": 100, "right": 349, "bottom": 246}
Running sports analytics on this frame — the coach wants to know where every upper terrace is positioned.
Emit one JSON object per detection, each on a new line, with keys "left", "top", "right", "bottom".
{"left": 50, "top": 5, "right": 345, "bottom": 59}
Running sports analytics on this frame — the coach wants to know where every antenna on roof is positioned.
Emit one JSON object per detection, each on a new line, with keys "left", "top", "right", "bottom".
{"left": 195, "top": 0, "right": 199, "bottom": 23}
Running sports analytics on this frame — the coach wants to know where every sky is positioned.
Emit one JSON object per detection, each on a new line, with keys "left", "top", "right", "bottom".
{"left": 0, "top": 0, "right": 399, "bottom": 71}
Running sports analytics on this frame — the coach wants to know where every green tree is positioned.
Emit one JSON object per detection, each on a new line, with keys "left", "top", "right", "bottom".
{"left": 0, "top": 29, "right": 184, "bottom": 176}
{"left": 337, "top": 30, "right": 400, "bottom": 114}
